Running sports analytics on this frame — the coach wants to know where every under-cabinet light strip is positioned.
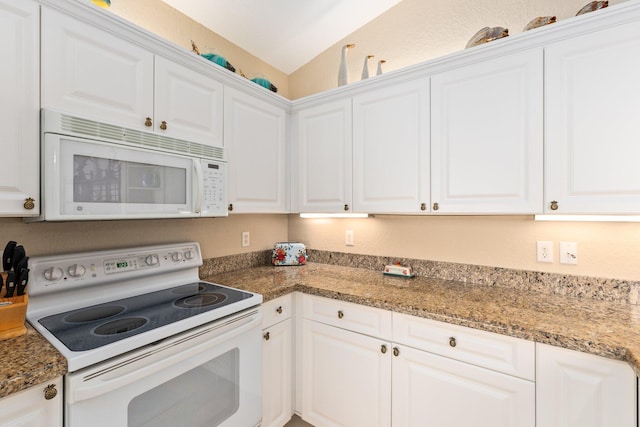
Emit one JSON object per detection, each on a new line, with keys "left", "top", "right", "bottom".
{"left": 534, "top": 215, "right": 640, "bottom": 222}
{"left": 300, "top": 213, "right": 369, "bottom": 219}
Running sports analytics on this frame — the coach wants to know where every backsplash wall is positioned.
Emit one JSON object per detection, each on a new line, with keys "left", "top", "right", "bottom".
{"left": 288, "top": 215, "right": 640, "bottom": 282}
{"left": 200, "top": 247, "right": 640, "bottom": 304}
{"left": 0, "top": 215, "right": 287, "bottom": 259}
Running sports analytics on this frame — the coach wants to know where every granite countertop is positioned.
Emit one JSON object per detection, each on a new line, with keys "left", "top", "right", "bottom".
{"left": 205, "top": 262, "right": 640, "bottom": 376}
{"left": 3, "top": 261, "right": 639, "bottom": 400}
{"left": 0, "top": 323, "right": 67, "bottom": 399}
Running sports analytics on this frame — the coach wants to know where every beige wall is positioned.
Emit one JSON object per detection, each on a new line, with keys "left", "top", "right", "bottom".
{"left": 108, "top": 0, "right": 290, "bottom": 98}
{"left": 0, "top": 215, "right": 287, "bottom": 259}
{"left": 289, "top": 0, "right": 626, "bottom": 99}
{"left": 289, "top": 215, "right": 640, "bottom": 281}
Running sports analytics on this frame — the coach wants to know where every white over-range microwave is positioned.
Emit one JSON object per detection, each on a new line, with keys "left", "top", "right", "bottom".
{"left": 32, "top": 110, "right": 227, "bottom": 221}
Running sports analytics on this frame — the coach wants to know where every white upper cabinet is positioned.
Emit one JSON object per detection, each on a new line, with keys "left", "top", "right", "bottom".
{"left": 545, "top": 21, "right": 640, "bottom": 214}
{"left": 41, "top": 7, "right": 153, "bottom": 130}
{"left": 0, "top": 0, "right": 39, "bottom": 216}
{"left": 41, "top": 7, "right": 223, "bottom": 148}
{"left": 353, "top": 79, "right": 430, "bottom": 214}
{"left": 297, "top": 99, "right": 353, "bottom": 213}
{"left": 154, "top": 56, "right": 223, "bottom": 147}
{"left": 225, "top": 87, "right": 287, "bottom": 213}
{"left": 431, "top": 49, "right": 543, "bottom": 214}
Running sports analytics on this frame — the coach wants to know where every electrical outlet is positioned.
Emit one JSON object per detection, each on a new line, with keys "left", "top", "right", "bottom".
{"left": 241, "top": 231, "right": 250, "bottom": 247}
{"left": 345, "top": 230, "right": 354, "bottom": 246}
{"left": 536, "top": 241, "right": 553, "bottom": 263}
{"left": 560, "top": 241, "right": 578, "bottom": 265}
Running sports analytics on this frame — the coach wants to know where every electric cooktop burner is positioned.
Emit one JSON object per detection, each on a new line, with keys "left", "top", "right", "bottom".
{"left": 38, "top": 282, "right": 253, "bottom": 352}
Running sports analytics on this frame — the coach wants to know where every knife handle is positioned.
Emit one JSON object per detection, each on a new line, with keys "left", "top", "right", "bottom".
{"left": 12, "top": 245, "right": 25, "bottom": 271}
{"left": 2, "top": 241, "right": 16, "bottom": 272}
{"left": 5, "top": 271, "right": 16, "bottom": 298}
{"left": 16, "top": 268, "right": 28, "bottom": 296}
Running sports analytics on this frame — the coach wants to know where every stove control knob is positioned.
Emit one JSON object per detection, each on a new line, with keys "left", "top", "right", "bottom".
{"left": 184, "top": 250, "right": 194, "bottom": 260}
{"left": 172, "top": 252, "right": 183, "bottom": 262}
{"left": 43, "top": 267, "right": 64, "bottom": 281}
{"left": 68, "top": 264, "right": 86, "bottom": 278}
{"left": 145, "top": 254, "right": 159, "bottom": 266}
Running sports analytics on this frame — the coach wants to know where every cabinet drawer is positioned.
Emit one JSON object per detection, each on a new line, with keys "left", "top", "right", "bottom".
{"left": 262, "top": 294, "right": 293, "bottom": 329}
{"left": 302, "top": 294, "right": 392, "bottom": 340}
{"left": 393, "top": 312, "right": 534, "bottom": 380}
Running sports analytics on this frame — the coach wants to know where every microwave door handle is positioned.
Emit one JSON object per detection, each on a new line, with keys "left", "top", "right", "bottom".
{"left": 193, "top": 160, "right": 203, "bottom": 214}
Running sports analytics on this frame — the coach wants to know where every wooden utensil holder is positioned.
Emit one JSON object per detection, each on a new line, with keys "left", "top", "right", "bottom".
{"left": 0, "top": 272, "right": 27, "bottom": 340}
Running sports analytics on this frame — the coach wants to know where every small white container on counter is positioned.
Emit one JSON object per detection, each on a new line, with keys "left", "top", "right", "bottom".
{"left": 272, "top": 243, "right": 308, "bottom": 266}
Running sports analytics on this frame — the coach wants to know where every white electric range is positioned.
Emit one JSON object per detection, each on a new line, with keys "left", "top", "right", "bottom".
{"left": 27, "top": 242, "right": 263, "bottom": 427}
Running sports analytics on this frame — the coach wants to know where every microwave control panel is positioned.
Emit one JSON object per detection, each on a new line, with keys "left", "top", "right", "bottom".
{"left": 201, "top": 161, "right": 226, "bottom": 216}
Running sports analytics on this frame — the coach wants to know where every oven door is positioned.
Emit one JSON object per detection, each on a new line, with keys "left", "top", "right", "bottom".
{"left": 42, "top": 133, "right": 202, "bottom": 220}
{"left": 65, "top": 309, "right": 262, "bottom": 427}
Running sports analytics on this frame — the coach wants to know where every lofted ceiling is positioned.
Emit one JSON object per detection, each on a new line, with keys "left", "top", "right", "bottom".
{"left": 160, "top": 0, "right": 403, "bottom": 74}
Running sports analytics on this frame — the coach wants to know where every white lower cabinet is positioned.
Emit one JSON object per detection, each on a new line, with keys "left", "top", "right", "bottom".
{"left": 392, "top": 312, "right": 535, "bottom": 427}
{"left": 301, "top": 319, "right": 392, "bottom": 427}
{"left": 0, "top": 378, "right": 62, "bottom": 427}
{"left": 300, "top": 294, "right": 534, "bottom": 427}
{"left": 262, "top": 295, "right": 294, "bottom": 427}
{"left": 392, "top": 344, "right": 534, "bottom": 427}
{"left": 297, "top": 294, "right": 637, "bottom": 427}
{"left": 536, "top": 343, "right": 636, "bottom": 427}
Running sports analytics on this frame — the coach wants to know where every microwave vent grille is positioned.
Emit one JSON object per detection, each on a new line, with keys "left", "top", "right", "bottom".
{"left": 59, "top": 114, "right": 224, "bottom": 161}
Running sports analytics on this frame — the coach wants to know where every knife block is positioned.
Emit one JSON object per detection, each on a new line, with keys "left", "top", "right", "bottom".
{"left": 0, "top": 272, "right": 27, "bottom": 341}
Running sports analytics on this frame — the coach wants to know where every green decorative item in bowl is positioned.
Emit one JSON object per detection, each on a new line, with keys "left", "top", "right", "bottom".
{"left": 251, "top": 77, "right": 278, "bottom": 93}
{"left": 200, "top": 53, "right": 236, "bottom": 72}
{"left": 191, "top": 41, "right": 236, "bottom": 73}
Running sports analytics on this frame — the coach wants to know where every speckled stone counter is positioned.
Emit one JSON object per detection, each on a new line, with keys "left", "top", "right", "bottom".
{"left": 3, "top": 259, "right": 638, "bottom": 401}
{"left": 0, "top": 323, "right": 67, "bottom": 399}
{"left": 205, "top": 262, "right": 640, "bottom": 376}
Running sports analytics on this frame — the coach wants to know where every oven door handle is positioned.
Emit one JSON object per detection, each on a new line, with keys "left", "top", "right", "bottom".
{"left": 68, "top": 310, "right": 260, "bottom": 404}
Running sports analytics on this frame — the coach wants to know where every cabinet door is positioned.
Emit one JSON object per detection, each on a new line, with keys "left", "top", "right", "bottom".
{"left": 297, "top": 100, "right": 353, "bottom": 213}
{"left": 263, "top": 318, "right": 293, "bottom": 427}
{"left": 393, "top": 345, "right": 534, "bottom": 427}
{"left": 353, "top": 79, "right": 430, "bottom": 214}
{"left": 41, "top": 6, "right": 154, "bottom": 130}
{"left": 154, "top": 56, "right": 223, "bottom": 148}
{"left": 431, "top": 49, "right": 543, "bottom": 214}
{"left": 0, "top": 0, "right": 39, "bottom": 216}
{"left": 225, "top": 87, "right": 287, "bottom": 213}
{"left": 536, "top": 343, "right": 636, "bottom": 427}
{"left": 0, "top": 378, "right": 62, "bottom": 427}
{"left": 301, "top": 320, "right": 391, "bottom": 427}
{"left": 545, "top": 22, "right": 640, "bottom": 214}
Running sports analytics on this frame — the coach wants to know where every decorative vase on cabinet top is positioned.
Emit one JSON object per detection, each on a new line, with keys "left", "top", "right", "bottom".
{"left": 338, "top": 44, "right": 355, "bottom": 86}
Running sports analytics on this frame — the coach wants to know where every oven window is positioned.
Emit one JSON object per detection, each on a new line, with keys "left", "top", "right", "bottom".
{"left": 73, "top": 155, "right": 187, "bottom": 204}
{"left": 128, "top": 348, "right": 240, "bottom": 427}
